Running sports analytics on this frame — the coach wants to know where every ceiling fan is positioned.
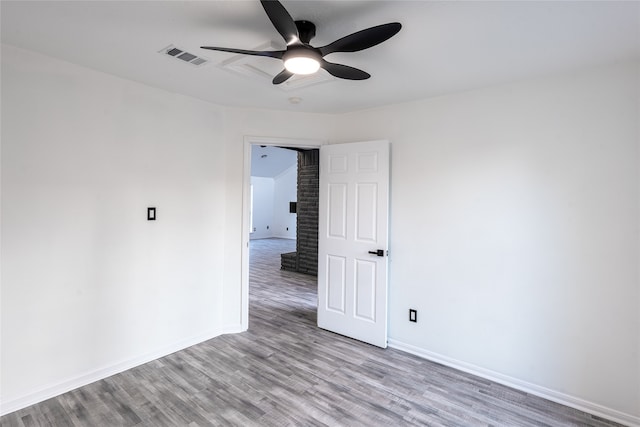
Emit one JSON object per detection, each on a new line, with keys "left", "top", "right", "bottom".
{"left": 201, "top": 0, "right": 402, "bottom": 85}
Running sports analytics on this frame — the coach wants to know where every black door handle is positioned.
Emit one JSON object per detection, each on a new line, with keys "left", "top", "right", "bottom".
{"left": 368, "top": 249, "right": 384, "bottom": 257}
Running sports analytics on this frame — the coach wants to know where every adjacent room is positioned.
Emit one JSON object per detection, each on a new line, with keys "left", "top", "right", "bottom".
{"left": 1, "top": 1, "right": 639, "bottom": 425}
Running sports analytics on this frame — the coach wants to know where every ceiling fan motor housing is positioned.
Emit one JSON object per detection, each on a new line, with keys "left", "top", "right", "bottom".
{"left": 283, "top": 45, "right": 321, "bottom": 63}
{"left": 295, "top": 20, "right": 316, "bottom": 44}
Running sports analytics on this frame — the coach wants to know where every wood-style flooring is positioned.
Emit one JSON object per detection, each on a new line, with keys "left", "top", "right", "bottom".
{"left": 1, "top": 238, "right": 624, "bottom": 426}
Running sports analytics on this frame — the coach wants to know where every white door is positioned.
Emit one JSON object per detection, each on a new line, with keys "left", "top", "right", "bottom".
{"left": 317, "top": 140, "right": 390, "bottom": 348}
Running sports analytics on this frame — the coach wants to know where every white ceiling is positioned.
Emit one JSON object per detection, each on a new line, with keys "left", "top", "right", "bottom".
{"left": 1, "top": 1, "right": 639, "bottom": 114}
{"left": 251, "top": 146, "right": 298, "bottom": 178}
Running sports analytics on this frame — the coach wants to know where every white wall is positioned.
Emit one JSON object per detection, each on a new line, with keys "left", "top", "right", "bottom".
{"left": 335, "top": 61, "right": 640, "bottom": 422}
{"left": 250, "top": 176, "right": 275, "bottom": 239}
{"left": 0, "top": 44, "right": 334, "bottom": 413}
{"left": 0, "top": 44, "right": 229, "bottom": 411}
{"left": 250, "top": 165, "right": 296, "bottom": 240}
{"left": 272, "top": 165, "right": 297, "bottom": 239}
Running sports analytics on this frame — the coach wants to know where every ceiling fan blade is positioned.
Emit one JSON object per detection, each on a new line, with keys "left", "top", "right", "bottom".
{"left": 200, "top": 46, "right": 285, "bottom": 59}
{"left": 319, "top": 22, "right": 402, "bottom": 56}
{"left": 260, "top": 0, "right": 299, "bottom": 45}
{"left": 272, "top": 69, "right": 294, "bottom": 85}
{"left": 320, "top": 60, "right": 370, "bottom": 80}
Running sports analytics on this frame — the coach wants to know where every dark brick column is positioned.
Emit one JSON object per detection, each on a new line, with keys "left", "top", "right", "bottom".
{"left": 296, "top": 150, "right": 319, "bottom": 275}
{"left": 281, "top": 149, "right": 319, "bottom": 276}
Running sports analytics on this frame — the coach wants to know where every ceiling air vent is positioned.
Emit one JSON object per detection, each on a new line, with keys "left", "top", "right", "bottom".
{"left": 159, "top": 45, "right": 209, "bottom": 67}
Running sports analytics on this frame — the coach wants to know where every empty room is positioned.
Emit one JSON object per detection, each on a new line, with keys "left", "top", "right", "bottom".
{"left": 1, "top": 1, "right": 639, "bottom": 426}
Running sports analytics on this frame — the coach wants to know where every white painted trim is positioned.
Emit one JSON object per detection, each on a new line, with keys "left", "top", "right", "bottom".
{"left": 388, "top": 339, "right": 640, "bottom": 427}
{"left": 222, "top": 323, "right": 246, "bottom": 334}
{"left": 241, "top": 140, "right": 252, "bottom": 329}
{"left": 241, "top": 136, "right": 325, "bottom": 332}
{"left": 244, "top": 136, "right": 324, "bottom": 150}
{"left": 0, "top": 329, "right": 226, "bottom": 416}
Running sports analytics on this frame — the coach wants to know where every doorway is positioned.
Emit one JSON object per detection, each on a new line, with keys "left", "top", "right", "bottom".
{"left": 241, "top": 136, "right": 325, "bottom": 329}
{"left": 249, "top": 145, "right": 298, "bottom": 241}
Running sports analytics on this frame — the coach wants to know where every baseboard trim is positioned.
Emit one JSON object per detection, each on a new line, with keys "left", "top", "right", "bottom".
{"left": 221, "top": 323, "right": 245, "bottom": 334}
{"left": 388, "top": 339, "right": 639, "bottom": 427}
{"left": 0, "top": 329, "right": 226, "bottom": 416}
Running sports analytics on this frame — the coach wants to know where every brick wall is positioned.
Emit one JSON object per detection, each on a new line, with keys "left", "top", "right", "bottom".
{"left": 281, "top": 149, "right": 319, "bottom": 276}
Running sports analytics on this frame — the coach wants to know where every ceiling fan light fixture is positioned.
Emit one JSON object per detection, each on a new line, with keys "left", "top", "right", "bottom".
{"left": 284, "top": 56, "right": 320, "bottom": 74}
{"left": 283, "top": 47, "right": 321, "bottom": 75}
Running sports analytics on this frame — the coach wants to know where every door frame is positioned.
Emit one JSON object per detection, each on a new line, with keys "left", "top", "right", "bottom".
{"left": 240, "top": 136, "right": 325, "bottom": 330}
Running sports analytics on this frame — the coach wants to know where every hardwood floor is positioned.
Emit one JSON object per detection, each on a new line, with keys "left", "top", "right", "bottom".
{"left": 1, "top": 238, "right": 623, "bottom": 426}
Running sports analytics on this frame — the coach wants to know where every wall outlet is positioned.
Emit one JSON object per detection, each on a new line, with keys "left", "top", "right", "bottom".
{"left": 409, "top": 309, "right": 417, "bottom": 322}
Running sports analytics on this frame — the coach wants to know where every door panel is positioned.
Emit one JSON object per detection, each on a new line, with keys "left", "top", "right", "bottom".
{"left": 354, "top": 259, "right": 376, "bottom": 321}
{"left": 328, "top": 183, "right": 347, "bottom": 239}
{"left": 327, "top": 255, "right": 346, "bottom": 313}
{"left": 356, "top": 183, "right": 377, "bottom": 242}
{"left": 318, "top": 140, "right": 390, "bottom": 348}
